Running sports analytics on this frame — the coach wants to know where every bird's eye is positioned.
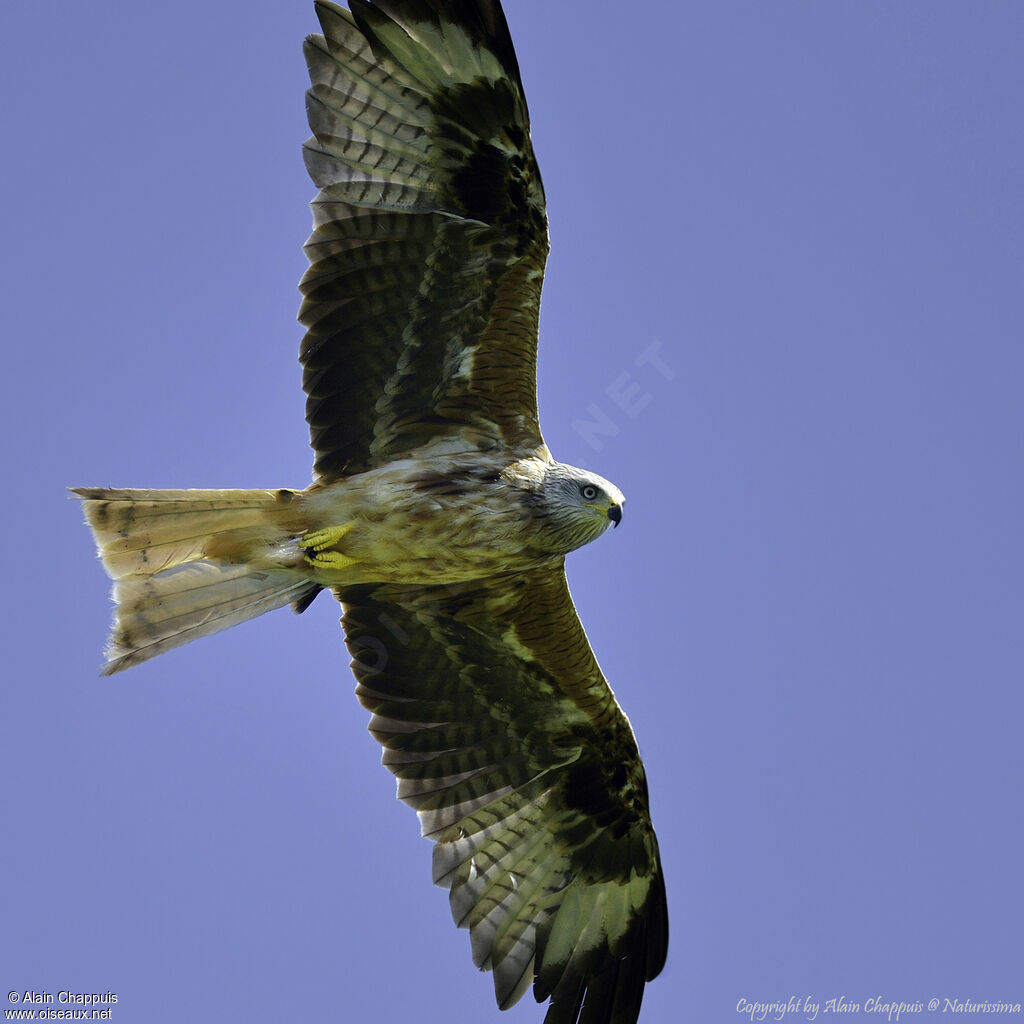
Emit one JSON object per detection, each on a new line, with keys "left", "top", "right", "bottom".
{"left": 580, "top": 485, "right": 599, "bottom": 501}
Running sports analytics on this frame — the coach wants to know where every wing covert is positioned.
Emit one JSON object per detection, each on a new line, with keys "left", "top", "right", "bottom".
{"left": 339, "top": 570, "right": 668, "bottom": 1024}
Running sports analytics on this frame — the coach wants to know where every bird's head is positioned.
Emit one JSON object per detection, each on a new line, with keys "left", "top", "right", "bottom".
{"left": 539, "top": 462, "right": 625, "bottom": 553}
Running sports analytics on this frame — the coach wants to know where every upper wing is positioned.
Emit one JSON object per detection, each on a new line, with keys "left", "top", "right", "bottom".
{"left": 300, "top": 0, "right": 549, "bottom": 481}
{"left": 339, "top": 569, "right": 668, "bottom": 1024}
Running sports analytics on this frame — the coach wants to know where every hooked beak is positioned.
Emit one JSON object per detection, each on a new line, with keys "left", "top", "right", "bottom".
{"left": 607, "top": 503, "right": 622, "bottom": 528}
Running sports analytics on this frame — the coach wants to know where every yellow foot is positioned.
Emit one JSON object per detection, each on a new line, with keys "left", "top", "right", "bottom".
{"left": 300, "top": 522, "right": 360, "bottom": 571}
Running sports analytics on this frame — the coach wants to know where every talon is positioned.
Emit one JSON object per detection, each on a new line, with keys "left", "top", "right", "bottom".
{"left": 305, "top": 550, "right": 360, "bottom": 570}
{"left": 301, "top": 522, "right": 356, "bottom": 551}
{"left": 300, "top": 522, "right": 359, "bottom": 570}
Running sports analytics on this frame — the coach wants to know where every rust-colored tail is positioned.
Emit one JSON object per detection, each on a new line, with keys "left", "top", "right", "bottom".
{"left": 72, "top": 488, "right": 320, "bottom": 673}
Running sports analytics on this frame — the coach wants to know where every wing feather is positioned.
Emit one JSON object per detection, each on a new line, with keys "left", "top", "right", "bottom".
{"left": 339, "top": 570, "right": 667, "bottom": 1024}
{"left": 300, "top": 0, "right": 549, "bottom": 481}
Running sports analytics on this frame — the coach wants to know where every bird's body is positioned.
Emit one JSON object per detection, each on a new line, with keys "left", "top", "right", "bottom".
{"left": 74, "top": 454, "right": 623, "bottom": 670}
{"left": 297, "top": 453, "right": 624, "bottom": 582}
{"left": 74, "top": 3, "right": 667, "bottom": 1022}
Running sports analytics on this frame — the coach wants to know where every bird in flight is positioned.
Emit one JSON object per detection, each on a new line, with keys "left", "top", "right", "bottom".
{"left": 73, "top": 2, "right": 668, "bottom": 1022}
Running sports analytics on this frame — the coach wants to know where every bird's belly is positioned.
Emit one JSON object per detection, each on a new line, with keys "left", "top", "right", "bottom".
{"left": 349, "top": 512, "right": 530, "bottom": 583}
{"left": 300, "top": 465, "right": 541, "bottom": 585}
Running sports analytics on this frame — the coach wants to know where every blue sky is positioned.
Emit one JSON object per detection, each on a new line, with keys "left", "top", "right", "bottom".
{"left": 2, "top": 2, "right": 1022, "bottom": 1022}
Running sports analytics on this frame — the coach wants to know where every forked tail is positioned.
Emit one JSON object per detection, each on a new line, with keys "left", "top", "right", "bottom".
{"left": 72, "top": 488, "right": 320, "bottom": 674}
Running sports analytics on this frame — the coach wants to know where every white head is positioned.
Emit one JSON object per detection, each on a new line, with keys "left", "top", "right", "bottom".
{"left": 539, "top": 462, "right": 625, "bottom": 553}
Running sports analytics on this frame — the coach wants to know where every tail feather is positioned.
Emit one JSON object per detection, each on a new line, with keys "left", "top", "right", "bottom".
{"left": 105, "top": 563, "right": 318, "bottom": 675}
{"left": 72, "top": 487, "right": 320, "bottom": 674}
{"left": 72, "top": 487, "right": 294, "bottom": 577}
